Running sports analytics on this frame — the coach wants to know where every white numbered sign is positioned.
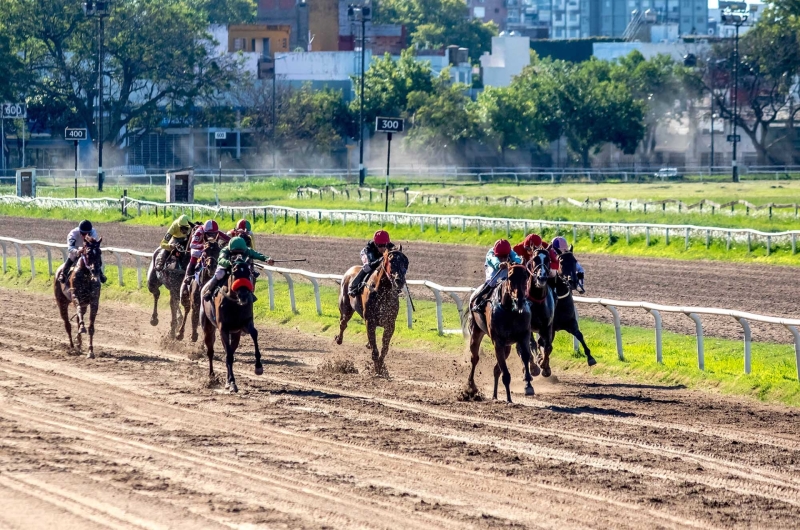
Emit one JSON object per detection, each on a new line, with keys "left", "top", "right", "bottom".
{"left": 1, "top": 103, "right": 27, "bottom": 119}
{"left": 375, "top": 117, "right": 404, "bottom": 133}
{"left": 214, "top": 132, "right": 227, "bottom": 140}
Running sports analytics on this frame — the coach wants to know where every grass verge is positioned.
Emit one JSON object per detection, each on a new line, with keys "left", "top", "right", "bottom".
{"left": 5, "top": 259, "right": 799, "bottom": 407}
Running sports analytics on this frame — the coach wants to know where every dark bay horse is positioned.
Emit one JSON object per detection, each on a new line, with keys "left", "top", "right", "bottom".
{"left": 183, "top": 238, "right": 221, "bottom": 343}
{"left": 201, "top": 259, "right": 263, "bottom": 393}
{"left": 463, "top": 264, "right": 535, "bottom": 402}
{"left": 147, "top": 241, "right": 190, "bottom": 339}
{"left": 554, "top": 250, "right": 595, "bottom": 366}
{"left": 54, "top": 237, "right": 104, "bottom": 358}
{"left": 527, "top": 249, "right": 556, "bottom": 377}
{"left": 334, "top": 248, "right": 409, "bottom": 375}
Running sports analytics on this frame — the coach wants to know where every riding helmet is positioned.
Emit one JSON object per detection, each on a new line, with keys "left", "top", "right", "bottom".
{"left": 551, "top": 236, "right": 568, "bottom": 253}
{"left": 177, "top": 214, "right": 191, "bottom": 228}
{"left": 204, "top": 219, "right": 219, "bottom": 233}
{"left": 79, "top": 220, "right": 93, "bottom": 233}
{"left": 228, "top": 236, "right": 248, "bottom": 252}
{"left": 523, "top": 233, "right": 542, "bottom": 249}
{"left": 373, "top": 230, "right": 391, "bottom": 246}
{"left": 236, "top": 219, "right": 251, "bottom": 232}
{"left": 493, "top": 239, "right": 512, "bottom": 258}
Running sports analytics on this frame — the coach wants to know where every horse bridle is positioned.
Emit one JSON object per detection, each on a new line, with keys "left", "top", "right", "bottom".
{"left": 374, "top": 250, "right": 406, "bottom": 293}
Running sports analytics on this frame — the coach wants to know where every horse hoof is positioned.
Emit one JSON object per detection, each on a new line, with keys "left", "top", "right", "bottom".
{"left": 150, "top": 317, "right": 159, "bottom": 326}
{"left": 176, "top": 333, "right": 184, "bottom": 341}
{"left": 191, "top": 333, "right": 198, "bottom": 343}
{"left": 524, "top": 385, "right": 535, "bottom": 396}
{"left": 587, "top": 356, "right": 597, "bottom": 367}
{"left": 542, "top": 367, "right": 552, "bottom": 378}
{"left": 87, "top": 351, "right": 95, "bottom": 359}
{"left": 333, "top": 336, "right": 342, "bottom": 345}
{"left": 78, "top": 328, "right": 87, "bottom": 335}
{"left": 530, "top": 362, "right": 541, "bottom": 377}
{"left": 229, "top": 383, "right": 238, "bottom": 393}
{"left": 255, "top": 364, "right": 263, "bottom": 376}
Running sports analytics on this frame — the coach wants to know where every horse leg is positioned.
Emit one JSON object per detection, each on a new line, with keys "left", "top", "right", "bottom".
{"left": 190, "top": 286, "right": 201, "bottom": 342}
{"left": 518, "top": 340, "right": 535, "bottom": 396}
{"left": 201, "top": 311, "right": 216, "bottom": 379}
{"left": 220, "top": 330, "right": 237, "bottom": 393}
{"left": 56, "top": 298, "right": 74, "bottom": 350}
{"left": 540, "top": 327, "right": 554, "bottom": 378}
{"left": 148, "top": 269, "right": 160, "bottom": 327}
{"left": 175, "top": 285, "right": 190, "bottom": 341}
{"left": 493, "top": 343, "right": 513, "bottom": 403}
{"left": 529, "top": 333, "right": 542, "bottom": 377}
{"left": 86, "top": 299, "right": 99, "bottom": 359}
{"left": 334, "top": 290, "right": 355, "bottom": 345}
{"left": 249, "top": 323, "right": 263, "bottom": 375}
{"left": 377, "top": 321, "right": 395, "bottom": 370}
{"left": 367, "top": 322, "right": 381, "bottom": 374}
{"left": 570, "top": 325, "right": 596, "bottom": 366}
{"left": 466, "top": 324, "right": 485, "bottom": 397}
{"left": 169, "top": 291, "right": 180, "bottom": 339}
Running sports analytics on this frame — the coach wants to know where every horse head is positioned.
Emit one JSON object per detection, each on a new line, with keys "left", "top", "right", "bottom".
{"left": 385, "top": 246, "right": 409, "bottom": 294}
{"left": 501, "top": 264, "right": 529, "bottom": 314}
{"left": 228, "top": 258, "right": 254, "bottom": 306}
{"left": 202, "top": 238, "right": 221, "bottom": 268}
{"left": 558, "top": 248, "right": 585, "bottom": 294}
{"left": 527, "top": 248, "right": 551, "bottom": 289}
{"left": 82, "top": 237, "right": 103, "bottom": 281}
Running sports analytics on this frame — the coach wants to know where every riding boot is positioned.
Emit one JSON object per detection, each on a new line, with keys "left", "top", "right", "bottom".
{"left": 155, "top": 248, "right": 169, "bottom": 271}
{"left": 471, "top": 282, "right": 493, "bottom": 312}
{"left": 58, "top": 257, "right": 74, "bottom": 283}
{"left": 202, "top": 276, "right": 219, "bottom": 301}
{"left": 348, "top": 269, "right": 368, "bottom": 297}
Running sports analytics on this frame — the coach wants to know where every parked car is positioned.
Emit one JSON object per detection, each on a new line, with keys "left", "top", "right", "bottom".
{"left": 655, "top": 167, "right": 680, "bottom": 180}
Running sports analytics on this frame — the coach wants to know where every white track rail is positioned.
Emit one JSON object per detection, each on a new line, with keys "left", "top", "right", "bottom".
{"left": 2, "top": 236, "right": 799, "bottom": 381}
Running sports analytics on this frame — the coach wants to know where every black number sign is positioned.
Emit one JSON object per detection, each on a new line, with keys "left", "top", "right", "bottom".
{"left": 375, "top": 117, "right": 404, "bottom": 133}
{"left": 65, "top": 128, "right": 88, "bottom": 140}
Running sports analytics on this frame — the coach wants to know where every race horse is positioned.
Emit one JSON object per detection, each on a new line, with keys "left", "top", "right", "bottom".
{"left": 201, "top": 258, "right": 263, "bottom": 393}
{"left": 527, "top": 249, "right": 556, "bottom": 377}
{"left": 463, "top": 264, "right": 536, "bottom": 402}
{"left": 334, "top": 248, "right": 409, "bottom": 375}
{"left": 147, "top": 240, "right": 190, "bottom": 339}
{"left": 54, "top": 237, "right": 103, "bottom": 358}
{"left": 182, "top": 237, "right": 222, "bottom": 343}
{"left": 553, "top": 249, "right": 595, "bottom": 366}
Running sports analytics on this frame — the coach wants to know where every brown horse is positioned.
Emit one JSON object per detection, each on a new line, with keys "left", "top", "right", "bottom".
{"left": 201, "top": 259, "right": 263, "bottom": 393}
{"left": 463, "top": 264, "right": 535, "bottom": 402}
{"left": 147, "top": 241, "right": 190, "bottom": 339}
{"left": 334, "top": 248, "right": 409, "bottom": 374}
{"left": 526, "top": 249, "right": 555, "bottom": 377}
{"left": 54, "top": 237, "right": 104, "bottom": 358}
{"left": 182, "top": 237, "right": 221, "bottom": 343}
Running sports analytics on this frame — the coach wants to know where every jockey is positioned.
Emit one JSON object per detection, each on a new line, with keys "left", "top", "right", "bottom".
{"left": 513, "top": 233, "right": 544, "bottom": 263}
{"left": 227, "top": 219, "right": 256, "bottom": 249}
{"left": 155, "top": 214, "right": 193, "bottom": 272}
{"left": 348, "top": 230, "right": 395, "bottom": 297}
{"left": 58, "top": 220, "right": 106, "bottom": 284}
{"left": 551, "top": 235, "right": 583, "bottom": 282}
{"left": 183, "top": 219, "right": 231, "bottom": 285}
{"left": 470, "top": 239, "right": 522, "bottom": 311}
{"left": 201, "top": 236, "right": 273, "bottom": 301}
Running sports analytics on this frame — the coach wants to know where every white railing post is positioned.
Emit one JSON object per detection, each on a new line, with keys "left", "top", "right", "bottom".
{"left": 430, "top": 287, "right": 444, "bottom": 336}
{"left": 405, "top": 286, "right": 413, "bottom": 329}
{"left": 45, "top": 247, "right": 53, "bottom": 276}
{"left": 786, "top": 325, "right": 800, "bottom": 382}
{"left": 111, "top": 251, "right": 124, "bottom": 286}
{"left": 603, "top": 304, "right": 624, "bottom": 361}
{"left": 649, "top": 309, "right": 663, "bottom": 363}
{"left": 280, "top": 272, "right": 296, "bottom": 313}
{"left": 738, "top": 317, "right": 752, "bottom": 374}
{"left": 0, "top": 241, "right": 7, "bottom": 273}
{"left": 12, "top": 243, "right": 22, "bottom": 274}
{"left": 687, "top": 313, "right": 704, "bottom": 371}
{"left": 309, "top": 277, "right": 322, "bottom": 315}
{"left": 265, "top": 269, "right": 275, "bottom": 310}
{"left": 573, "top": 305, "right": 581, "bottom": 353}
{"left": 23, "top": 245, "right": 35, "bottom": 278}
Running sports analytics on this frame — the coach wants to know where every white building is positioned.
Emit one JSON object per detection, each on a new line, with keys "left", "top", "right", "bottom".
{"left": 480, "top": 33, "right": 531, "bottom": 88}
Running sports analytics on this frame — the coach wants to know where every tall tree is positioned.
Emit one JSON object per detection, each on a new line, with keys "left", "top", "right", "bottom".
{"left": 377, "top": 0, "right": 497, "bottom": 61}
{"left": 190, "top": 0, "right": 257, "bottom": 24}
{"left": 1, "top": 0, "right": 241, "bottom": 148}
{"left": 353, "top": 49, "right": 436, "bottom": 132}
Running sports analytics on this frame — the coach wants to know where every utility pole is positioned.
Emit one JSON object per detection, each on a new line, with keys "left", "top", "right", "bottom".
{"left": 84, "top": 1, "right": 111, "bottom": 191}
{"left": 721, "top": 7, "right": 749, "bottom": 183}
{"left": 348, "top": 3, "right": 371, "bottom": 186}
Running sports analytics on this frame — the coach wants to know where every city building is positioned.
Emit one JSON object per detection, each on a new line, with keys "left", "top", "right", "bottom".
{"left": 480, "top": 33, "right": 531, "bottom": 87}
{"left": 468, "top": 0, "right": 508, "bottom": 28}
{"left": 309, "top": 0, "right": 340, "bottom": 51}
{"left": 257, "top": 0, "right": 310, "bottom": 50}
{"left": 223, "top": 24, "right": 292, "bottom": 79}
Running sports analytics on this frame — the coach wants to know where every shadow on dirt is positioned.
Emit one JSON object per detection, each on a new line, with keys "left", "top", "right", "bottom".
{"left": 581, "top": 382, "right": 687, "bottom": 391}
{"left": 577, "top": 393, "right": 681, "bottom": 404}
{"left": 545, "top": 404, "right": 636, "bottom": 417}
{"left": 272, "top": 388, "right": 344, "bottom": 400}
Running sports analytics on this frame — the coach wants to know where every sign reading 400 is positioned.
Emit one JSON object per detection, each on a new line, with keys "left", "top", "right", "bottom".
{"left": 375, "top": 117, "right": 404, "bottom": 133}
{"left": 1, "top": 103, "right": 27, "bottom": 119}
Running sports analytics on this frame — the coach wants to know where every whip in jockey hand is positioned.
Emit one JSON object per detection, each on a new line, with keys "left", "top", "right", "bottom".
{"left": 201, "top": 236, "right": 273, "bottom": 301}
{"left": 348, "top": 230, "right": 395, "bottom": 298}
{"left": 155, "top": 215, "right": 193, "bottom": 272}
{"left": 183, "top": 219, "right": 231, "bottom": 285}
{"left": 470, "top": 239, "right": 522, "bottom": 312}
{"left": 58, "top": 220, "right": 106, "bottom": 284}
{"left": 227, "top": 219, "right": 256, "bottom": 249}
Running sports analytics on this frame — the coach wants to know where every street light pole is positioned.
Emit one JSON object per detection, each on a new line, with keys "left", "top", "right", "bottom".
{"left": 84, "top": 1, "right": 110, "bottom": 191}
{"left": 348, "top": 3, "right": 371, "bottom": 186}
{"left": 272, "top": 73, "right": 276, "bottom": 170}
{"left": 721, "top": 7, "right": 748, "bottom": 183}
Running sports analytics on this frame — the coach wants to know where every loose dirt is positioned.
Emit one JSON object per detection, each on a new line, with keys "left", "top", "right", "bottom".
{"left": 2, "top": 217, "right": 798, "bottom": 343}
{"left": 0, "top": 288, "right": 799, "bottom": 528}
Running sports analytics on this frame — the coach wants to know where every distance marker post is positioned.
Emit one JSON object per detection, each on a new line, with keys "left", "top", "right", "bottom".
{"left": 375, "top": 117, "right": 404, "bottom": 213}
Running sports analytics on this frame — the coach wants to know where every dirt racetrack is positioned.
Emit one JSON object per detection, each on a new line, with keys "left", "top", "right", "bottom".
{"left": 1, "top": 287, "right": 800, "bottom": 528}
{"left": 2, "top": 217, "right": 799, "bottom": 343}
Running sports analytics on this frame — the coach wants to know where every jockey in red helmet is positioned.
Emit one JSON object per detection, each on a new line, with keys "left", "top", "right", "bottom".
{"left": 348, "top": 230, "right": 395, "bottom": 297}
{"left": 227, "top": 219, "right": 255, "bottom": 250}
{"left": 470, "top": 239, "right": 522, "bottom": 312}
{"left": 183, "top": 219, "right": 231, "bottom": 286}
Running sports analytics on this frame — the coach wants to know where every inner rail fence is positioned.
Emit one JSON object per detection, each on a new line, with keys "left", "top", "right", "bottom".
{"left": 3, "top": 195, "right": 798, "bottom": 256}
{"left": 2, "top": 164, "right": 800, "bottom": 186}
{"left": 2, "top": 235, "right": 799, "bottom": 382}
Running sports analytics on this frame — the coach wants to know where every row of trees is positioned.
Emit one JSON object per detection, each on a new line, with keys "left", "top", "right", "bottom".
{"left": 2, "top": 0, "right": 800, "bottom": 167}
